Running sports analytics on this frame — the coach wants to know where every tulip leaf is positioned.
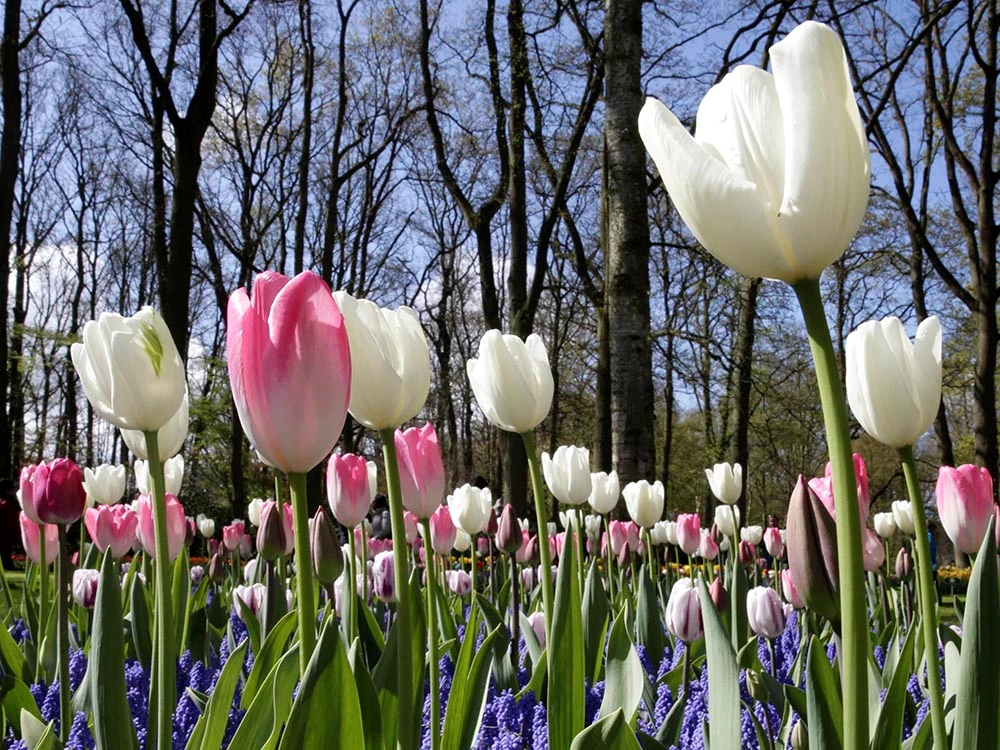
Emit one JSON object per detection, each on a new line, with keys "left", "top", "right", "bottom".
{"left": 519, "top": 612, "right": 543, "bottom": 670}
{"left": 441, "top": 621, "right": 503, "bottom": 750}
{"left": 569, "top": 708, "right": 642, "bottom": 750}
{"left": 278, "top": 617, "right": 364, "bottom": 750}
{"left": 0, "top": 674, "right": 42, "bottom": 739}
{"left": 474, "top": 593, "right": 515, "bottom": 692}
{"left": 185, "top": 639, "right": 247, "bottom": 750}
{"left": 953, "top": 517, "right": 1000, "bottom": 750}
{"left": 91, "top": 553, "right": 138, "bottom": 750}
{"left": 241, "top": 610, "right": 297, "bottom": 709}
{"left": 172, "top": 548, "right": 190, "bottom": 648}
{"left": 697, "top": 580, "right": 741, "bottom": 750}
{"left": 20, "top": 710, "right": 59, "bottom": 750}
{"left": 227, "top": 646, "right": 298, "bottom": 750}
{"left": 548, "top": 532, "right": 586, "bottom": 750}
{"left": 348, "top": 640, "right": 383, "bottom": 750}
{"left": 0, "top": 609, "right": 31, "bottom": 685}
{"left": 870, "top": 620, "right": 916, "bottom": 750}
{"left": 635, "top": 566, "right": 667, "bottom": 666}
{"left": 729, "top": 561, "right": 749, "bottom": 652}
{"left": 805, "top": 635, "right": 843, "bottom": 750}
{"left": 600, "top": 609, "right": 643, "bottom": 724}
{"left": 356, "top": 595, "right": 385, "bottom": 667}
{"left": 583, "top": 558, "right": 611, "bottom": 684}
{"left": 128, "top": 572, "right": 152, "bottom": 669}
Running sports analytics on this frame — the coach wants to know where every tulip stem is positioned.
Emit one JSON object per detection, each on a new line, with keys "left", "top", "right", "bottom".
{"left": 56, "top": 525, "right": 70, "bottom": 742}
{"left": 420, "top": 519, "right": 441, "bottom": 750}
{"left": 143, "top": 430, "right": 175, "bottom": 750}
{"left": 792, "top": 279, "right": 868, "bottom": 749}
{"left": 899, "top": 446, "right": 947, "bottom": 750}
{"left": 520, "top": 431, "right": 555, "bottom": 654}
{"left": 346, "top": 530, "right": 358, "bottom": 643}
{"left": 287, "top": 472, "right": 316, "bottom": 676}
{"left": 37, "top": 532, "right": 48, "bottom": 667}
{"left": 380, "top": 428, "right": 416, "bottom": 750}
{"left": 275, "top": 473, "right": 288, "bottom": 585}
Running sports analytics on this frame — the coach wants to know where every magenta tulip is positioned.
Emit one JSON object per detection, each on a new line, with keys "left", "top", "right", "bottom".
{"left": 676, "top": 513, "right": 701, "bottom": 556}
{"left": 27, "top": 459, "right": 87, "bottom": 526}
{"left": 227, "top": 271, "right": 351, "bottom": 474}
{"left": 20, "top": 514, "right": 57, "bottom": 565}
{"left": 936, "top": 464, "right": 994, "bottom": 555}
{"left": 85, "top": 505, "right": 138, "bottom": 558}
{"left": 135, "top": 494, "right": 187, "bottom": 562}
{"left": 326, "top": 453, "right": 372, "bottom": 528}
{"left": 395, "top": 423, "right": 446, "bottom": 519}
{"left": 428, "top": 504, "right": 457, "bottom": 556}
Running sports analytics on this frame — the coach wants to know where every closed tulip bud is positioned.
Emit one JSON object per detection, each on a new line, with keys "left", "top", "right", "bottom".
{"left": 311, "top": 508, "right": 344, "bottom": 585}
{"left": 524, "top": 534, "right": 539, "bottom": 564}
{"left": 190, "top": 566, "right": 205, "bottom": 585}
{"left": 20, "top": 514, "right": 58, "bottom": 565}
{"left": 326, "top": 453, "right": 372, "bottom": 529}
{"left": 521, "top": 567, "right": 536, "bottom": 591}
{"left": 403, "top": 510, "right": 419, "bottom": 544}
{"left": 741, "top": 525, "right": 764, "bottom": 546}
{"left": 85, "top": 505, "right": 138, "bottom": 558}
{"left": 485, "top": 507, "right": 499, "bottom": 535}
{"left": 71, "top": 307, "right": 186, "bottom": 432}
{"left": 542, "top": 446, "right": 593, "bottom": 506}
{"left": 709, "top": 577, "right": 728, "bottom": 612}
{"left": 665, "top": 578, "right": 703, "bottom": 642}
{"left": 135, "top": 493, "right": 187, "bottom": 562}
{"left": 588, "top": 471, "right": 620, "bottom": 515}
{"left": 496, "top": 503, "right": 523, "bottom": 555}
{"left": 676, "top": 514, "right": 701, "bottom": 555}
{"left": 623, "top": 480, "right": 665, "bottom": 529}
{"left": 747, "top": 586, "right": 787, "bottom": 639}
{"left": 247, "top": 498, "right": 264, "bottom": 527}
{"left": 446, "top": 570, "right": 472, "bottom": 596}
{"left": 477, "top": 536, "right": 490, "bottom": 556}
{"left": 763, "top": 527, "right": 784, "bottom": 559}
{"left": 372, "top": 551, "right": 395, "bottom": 602}
{"left": 791, "top": 721, "right": 808, "bottom": 750}
{"left": 862, "top": 528, "right": 885, "bottom": 571}
{"left": 257, "top": 501, "right": 293, "bottom": 560}
{"left": 527, "top": 611, "right": 546, "bottom": 648}
{"left": 185, "top": 517, "right": 196, "bottom": 546}
{"left": 699, "top": 530, "right": 719, "bottom": 561}
{"left": 892, "top": 500, "right": 915, "bottom": 536}
{"left": 738, "top": 540, "right": 756, "bottom": 565}
{"left": 196, "top": 514, "right": 215, "bottom": 539}
{"left": 617, "top": 543, "right": 630, "bottom": 568}
{"left": 705, "top": 463, "right": 742, "bottom": 505}
{"left": 449, "top": 484, "right": 492, "bottom": 536}
{"left": 467, "top": 330, "right": 553, "bottom": 434}
{"left": 428, "top": 504, "right": 457, "bottom": 556}
{"left": 847, "top": 316, "right": 941, "bottom": 448}
{"left": 714, "top": 504, "right": 740, "bottom": 538}
{"left": 208, "top": 538, "right": 220, "bottom": 558}
{"left": 936, "top": 464, "right": 994, "bottom": 555}
{"left": 209, "top": 552, "right": 226, "bottom": 582}
{"left": 781, "top": 569, "right": 805, "bottom": 609}
{"left": 786, "top": 476, "right": 840, "bottom": 626}
{"left": 83, "top": 464, "right": 126, "bottom": 507}
{"left": 72, "top": 569, "right": 100, "bottom": 609}
{"left": 28, "top": 459, "right": 87, "bottom": 526}
{"left": 233, "top": 583, "right": 266, "bottom": 620}
{"left": 895, "top": 547, "right": 912, "bottom": 579}
{"left": 873, "top": 512, "right": 896, "bottom": 539}
{"left": 396, "top": 423, "right": 446, "bottom": 519}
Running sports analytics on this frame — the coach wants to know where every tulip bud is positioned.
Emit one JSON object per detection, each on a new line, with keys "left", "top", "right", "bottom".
{"left": 791, "top": 721, "right": 808, "bottom": 750}
{"left": 185, "top": 517, "right": 196, "bottom": 546}
{"left": 745, "top": 669, "right": 768, "bottom": 703}
{"left": 699, "top": 530, "right": 719, "bottom": 561}
{"left": 427, "top": 504, "right": 457, "bottom": 556}
{"left": 496, "top": 504, "right": 523, "bottom": 555}
{"left": 29, "top": 459, "right": 87, "bottom": 526}
{"left": 327, "top": 452, "right": 372, "bottom": 529}
{"left": 617, "top": 542, "right": 630, "bottom": 568}
{"left": 208, "top": 538, "right": 220, "bottom": 558}
{"left": 527, "top": 611, "right": 546, "bottom": 648}
{"left": 247, "top": 498, "right": 264, "bottom": 527}
{"left": 524, "top": 534, "right": 539, "bottom": 564}
{"left": 763, "top": 527, "right": 784, "bottom": 559}
{"left": 257, "top": 502, "right": 289, "bottom": 561}
{"left": 196, "top": 513, "right": 215, "bottom": 539}
{"left": 709, "top": 577, "right": 728, "bottom": 612}
{"left": 676, "top": 513, "right": 700, "bottom": 555}
{"left": 895, "top": 547, "right": 912, "bottom": 579}
{"left": 665, "top": 578, "right": 703, "bottom": 642}
{"left": 786, "top": 475, "right": 840, "bottom": 627}
{"left": 311, "top": 508, "right": 344, "bottom": 585}
{"left": 936, "top": 464, "right": 994, "bottom": 555}
{"left": 72, "top": 569, "right": 100, "bottom": 609}
{"left": 485, "top": 506, "right": 499, "bottom": 536}
{"left": 738, "top": 540, "right": 756, "bottom": 565}
{"left": 209, "top": 552, "right": 226, "bottom": 582}
{"left": 372, "top": 551, "right": 395, "bottom": 602}
{"left": 862, "top": 528, "right": 885, "bottom": 571}
{"left": 873, "top": 512, "right": 896, "bottom": 539}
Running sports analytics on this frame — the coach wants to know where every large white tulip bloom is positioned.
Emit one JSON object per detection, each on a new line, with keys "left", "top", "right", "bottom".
{"left": 623, "top": 480, "right": 665, "bottom": 529}
{"left": 705, "top": 462, "right": 742, "bottom": 505}
{"left": 588, "top": 470, "right": 620, "bottom": 515}
{"left": 846, "top": 316, "right": 941, "bottom": 448}
{"left": 638, "top": 21, "right": 869, "bottom": 283}
{"left": 467, "top": 330, "right": 553, "bottom": 434}
{"left": 83, "top": 464, "right": 126, "bottom": 507}
{"left": 333, "top": 291, "right": 430, "bottom": 431}
{"left": 542, "top": 445, "right": 592, "bottom": 506}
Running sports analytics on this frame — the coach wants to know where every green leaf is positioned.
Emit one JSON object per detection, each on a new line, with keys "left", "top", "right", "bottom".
{"left": 806, "top": 635, "right": 843, "bottom": 750}
{"left": 441, "top": 622, "right": 504, "bottom": 750}
{"left": 173, "top": 549, "right": 190, "bottom": 648}
{"left": 92, "top": 554, "right": 138, "bottom": 750}
{"left": 570, "top": 708, "right": 642, "bottom": 750}
{"left": 348, "top": 640, "right": 383, "bottom": 750}
{"left": 697, "top": 580, "right": 740, "bottom": 750}
{"left": 953, "top": 517, "right": 1000, "bottom": 750}
{"left": 583, "top": 558, "right": 611, "bottom": 684}
{"left": 474, "top": 593, "right": 515, "bottom": 692}
{"left": 635, "top": 567, "right": 667, "bottom": 666}
{"left": 185, "top": 639, "right": 247, "bottom": 750}
{"left": 548, "top": 529, "right": 586, "bottom": 750}
{"left": 129, "top": 573, "right": 152, "bottom": 669}
{"left": 600, "top": 610, "right": 643, "bottom": 724}
{"left": 0, "top": 613, "right": 31, "bottom": 684}
{"left": 227, "top": 647, "right": 299, "bottom": 750}
{"left": 20, "top": 709, "right": 59, "bottom": 750}
{"left": 278, "top": 617, "right": 365, "bottom": 750}
{"left": 0, "top": 674, "right": 41, "bottom": 739}
{"left": 729, "top": 561, "right": 749, "bottom": 652}
{"left": 870, "top": 621, "right": 916, "bottom": 750}
{"left": 241, "top": 610, "right": 297, "bottom": 709}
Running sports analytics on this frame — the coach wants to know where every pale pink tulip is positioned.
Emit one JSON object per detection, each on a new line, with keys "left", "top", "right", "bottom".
{"left": 395, "top": 423, "right": 446, "bottom": 519}
{"left": 747, "top": 586, "right": 787, "bottom": 639}
{"left": 429, "top": 504, "right": 457, "bottom": 556}
{"left": 404, "top": 511, "right": 419, "bottom": 544}
{"left": 608, "top": 521, "right": 628, "bottom": 556}
{"left": 135, "top": 494, "right": 187, "bottom": 562}
{"left": 862, "top": 528, "right": 885, "bottom": 571}
{"left": 936, "top": 464, "right": 994, "bottom": 555}
{"left": 20, "top": 513, "right": 57, "bottom": 565}
{"left": 808, "top": 452, "right": 871, "bottom": 522}
{"left": 85, "top": 505, "right": 138, "bottom": 558}
{"left": 763, "top": 527, "right": 785, "bottom": 559}
{"left": 781, "top": 569, "right": 805, "bottom": 609}
{"left": 223, "top": 520, "right": 249, "bottom": 552}
{"left": 18, "top": 465, "right": 40, "bottom": 523}
{"left": 326, "top": 453, "right": 372, "bottom": 528}
{"left": 676, "top": 513, "right": 701, "bottom": 556}
{"left": 699, "top": 530, "right": 719, "bottom": 561}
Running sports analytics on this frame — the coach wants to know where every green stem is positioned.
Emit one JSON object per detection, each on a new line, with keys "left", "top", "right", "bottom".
{"left": 792, "top": 279, "right": 868, "bottom": 749}
{"left": 642, "top": 528, "right": 655, "bottom": 581}
{"left": 275, "top": 473, "right": 287, "bottom": 585}
{"left": 37, "top": 530, "right": 48, "bottom": 659}
{"left": 899, "top": 445, "right": 947, "bottom": 750}
{"left": 288, "top": 472, "right": 316, "bottom": 675}
{"left": 143, "top": 430, "right": 175, "bottom": 750}
{"left": 420, "top": 519, "right": 441, "bottom": 750}
{"left": 360, "top": 523, "right": 370, "bottom": 605}
{"left": 521, "top": 431, "right": 554, "bottom": 646}
{"left": 380, "top": 428, "right": 416, "bottom": 750}
{"left": 56, "top": 525, "right": 70, "bottom": 742}
{"left": 347, "top": 530, "right": 358, "bottom": 642}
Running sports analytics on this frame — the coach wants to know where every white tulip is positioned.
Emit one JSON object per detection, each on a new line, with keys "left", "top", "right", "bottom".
{"left": 83, "top": 464, "right": 126, "bottom": 506}
{"left": 714, "top": 504, "right": 741, "bottom": 538}
{"left": 121, "top": 393, "right": 189, "bottom": 461}
{"left": 588, "top": 470, "right": 620, "bottom": 515}
{"left": 542, "top": 446, "right": 592, "bottom": 506}
{"left": 453, "top": 528, "right": 472, "bottom": 553}
{"left": 704, "top": 463, "right": 743, "bottom": 505}
{"left": 448, "top": 484, "right": 492, "bottom": 535}
{"left": 719, "top": 536, "right": 731, "bottom": 552}
{"left": 741, "top": 525, "right": 764, "bottom": 546}
{"left": 585, "top": 515, "right": 603, "bottom": 541}
{"left": 247, "top": 498, "right": 265, "bottom": 527}
{"left": 134, "top": 454, "right": 184, "bottom": 496}
{"left": 873, "top": 512, "right": 896, "bottom": 540}
{"left": 367, "top": 461, "right": 378, "bottom": 503}
{"left": 663, "top": 521, "right": 678, "bottom": 546}
{"left": 196, "top": 513, "right": 216, "bottom": 538}
{"left": 71, "top": 307, "right": 187, "bottom": 432}
{"left": 891, "top": 500, "right": 915, "bottom": 536}
{"left": 466, "top": 330, "right": 553, "bottom": 434}
{"left": 651, "top": 520, "right": 671, "bottom": 545}
{"left": 622, "top": 480, "right": 665, "bottom": 529}
{"left": 333, "top": 291, "right": 430, "bottom": 431}
{"left": 638, "top": 22, "right": 869, "bottom": 283}
{"left": 846, "top": 316, "right": 941, "bottom": 448}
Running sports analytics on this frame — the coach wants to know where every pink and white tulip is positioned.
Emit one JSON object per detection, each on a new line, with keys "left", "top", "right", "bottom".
{"left": 395, "top": 423, "right": 446, "bottom": 519}
{"left": 326, "top": 453, "right": 372, "bottom": 529}
{"left": 936, "top": 464, "right": 994, "bottom": 555}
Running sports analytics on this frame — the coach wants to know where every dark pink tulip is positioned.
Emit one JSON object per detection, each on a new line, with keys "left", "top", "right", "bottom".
{"left": 326, "top": 453, "right": 372, "bottom": 528}
{"left": 738, "top": 540, "right": 756, "bottom": 565}
{"left": 85, "top": 505, "right": 138, "bottom": 558}
{"left": 30, "top": 459, "right": 87, "bottom": 526}
{"left": 395, "top": 423, "right": 446, "bottom": 519}
{"left": 135, "top": 494, "right": 187, "bottom": 562}
{"left": 227, "top": 271, "right": 351, "bottom": 474}
{"left": 20, "top": 513, "right": 57, "bottom": 565}
{"left": 936, "top": 464, "right": 994, "bottom": 555}
{"left": 709, "top": 576, "right": 728, "bottom": 612}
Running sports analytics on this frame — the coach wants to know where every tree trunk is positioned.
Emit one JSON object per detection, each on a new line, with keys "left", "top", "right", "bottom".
{"left": 732, "top": 277, "right": 759, "bottom": 520}
{"left": 594, "top": 304, "right": 612, "bottom": 473}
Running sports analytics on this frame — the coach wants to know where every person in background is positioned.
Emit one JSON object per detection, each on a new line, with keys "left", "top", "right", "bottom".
{"left": 369, "top": 493, "right": 391, "bottom": 540}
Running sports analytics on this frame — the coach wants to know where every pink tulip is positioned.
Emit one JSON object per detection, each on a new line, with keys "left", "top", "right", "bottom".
{"left": 808, "top": 453, "right": 871, "bottom": 522}
{"left": 936, "top": 464, "right": 995, "bottom": 555}
{"left": 699, "top": 530, "right": 719, "bottom": 561}
{"left": 429, "top": 504, "right": 457, "bottom": 556}
{"left": 625, "top": 522, "right": 641, "bottom": 552}
{"left": 553, "top": 532, "right": 566, "bottom": 559}
{"left": 326, "top": 453, "right": 372, "bottom": 528}
{"left": 403, "top": 511, "right": 419, "bottom": 544}
{"left": 608, "top": 521, "right": 628, "bottom": 556}
{"left": 223, "top": 520, "right": 249, "bottom": 552}
{"left": 676, "top": 513, "right": 701, "bottom": 556}
{"left": 72, "top": 569, "right": 100, "bottom": 609}
{"left": 395, "top": 423, "right": 446, "bottom": 519}
{"left": 27, "top": 459, "right": 87, "bottom": 526}
{"left": 514, "top": 531, "right": 532, "bottom": 564}
{"left": 477, "top": 536, "right": 490, "bottom": 556}
{"left": 738, "top": 539, "right": 756, "bottom": 565}
{"left": 85, "top": 505, "right": 138, "bottom": 558}
{"left": 18, "top": 465, "right": 40, "bottom": 523}
{"left": 527, "top": 611, "right": 546, "bottom": 648}
{"left": 135, "top": 493, "right": 187, "bottom": 562}
{"left": 781, "top": 569, "right": 805, "bottom": 609}
{"left": 257, "top": 500, "right": 294, "bottom": 557}
{"left": 227, "top": 271, "right": 351, "bottom": 474}
{"left": 369, "top": 538, "right": 393, "bottom": 557}
{"left": 20, "top": 513, "right": 57, "bottom": 565}
{"left": 862, "top": 528, "right": 885, "bottom": 571}
{"left": 763, "top": 527, "right": 784, "bottom": 559}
